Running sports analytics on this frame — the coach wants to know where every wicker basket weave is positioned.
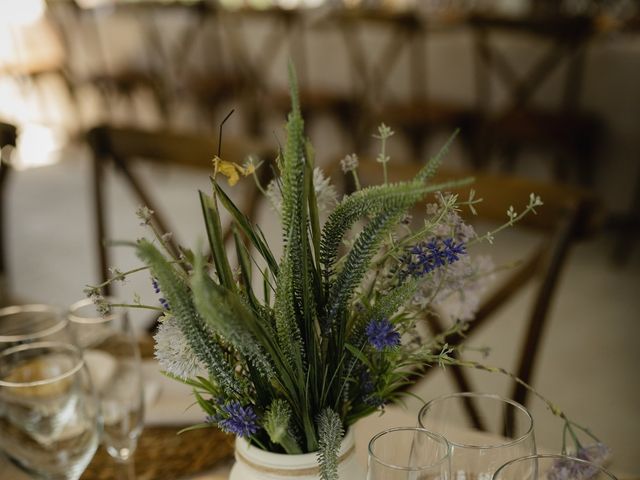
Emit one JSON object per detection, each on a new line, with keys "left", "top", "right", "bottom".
{"left": 81, "top": 424, "right": 234, "bottom": 479}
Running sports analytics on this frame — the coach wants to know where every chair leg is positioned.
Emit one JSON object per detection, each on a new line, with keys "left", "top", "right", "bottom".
{"left": 0, "top": 157, "right": 13, "bottom": 304}
{"left": 447, "top": 360, "right": 488, "bottom": 432}
{"left": 509, "top": 210, "right": 580, "bottom": 424}
{"left": 91, "top": 152, "right": 111, "bottom": 293}
{"left": 426, "top": 313, "right": 487, "bottom": 432}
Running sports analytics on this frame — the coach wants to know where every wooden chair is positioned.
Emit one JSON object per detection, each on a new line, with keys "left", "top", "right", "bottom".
{"left": 469, "top": 13, "right": 603, "bottom": 185}
{"left": 0, "top": 122, "right": 17, "bottom": 306}
{"left": 345, "top": 159, "right": 601, "bottom": 431}
{"left": 46, "top": 1, "right": 179, "bottom": 127}
{"left": 86, "top": 125, "right": 275, "bottom": 297}
{"left": 322, "top": 8, "right": 478, "bottom": 157}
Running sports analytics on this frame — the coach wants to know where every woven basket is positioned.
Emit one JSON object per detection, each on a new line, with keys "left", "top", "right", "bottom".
{"left": 82, "top": 423, "right": 234, "bottom": 480}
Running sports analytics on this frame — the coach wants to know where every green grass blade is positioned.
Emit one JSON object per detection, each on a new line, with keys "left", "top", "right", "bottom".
{"left": 199, "top": 190, "right": 235, "bottom": 289}
{"left": 212, "top": 181, "right": 279, "bottom": 276}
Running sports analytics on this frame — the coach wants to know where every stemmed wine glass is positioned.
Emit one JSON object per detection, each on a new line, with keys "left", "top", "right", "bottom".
{"left": 0, "top": 304, "right": 71, "bottom": 351}
{"left": 492, "top": 454, "right": 618, "bottom": 480}
{"left": 367, "top": 426, "right": 451, "bottom": 479}
{"left": 418, "top": 392, "right": 536, "bottom": 480}
{"left": 0, "top": 341, "right": 101, "bottom": 479}
{"left": 68, "top": 298, "right": 144, "bottom": 479}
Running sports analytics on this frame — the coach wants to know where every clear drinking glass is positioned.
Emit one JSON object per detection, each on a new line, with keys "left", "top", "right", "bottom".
{"left": 418, "top": 392, "right": 536, "bottom": 480}
{"left": 367, "top": 426, "right": 451, "bottom": 479}
{"left": 0, "top": 304, "right": 71, "bottom": 351}
{"left": 68, "top": 298, "right": 144, "bottom": 479}
{"left": 0, "top": 341, "right": 101, "bottom": 479}
{"left": 492, "top": 454, "right": 618, "bottom": 480}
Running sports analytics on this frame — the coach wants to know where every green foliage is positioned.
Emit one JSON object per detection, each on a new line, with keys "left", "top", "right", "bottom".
{"left": 191, "top": 252, "right": 274, "bottom": 382}
{"left": 264, "top": 399, "right": 302, "bottom": 454}
{"left": 317, "top": 408, "right": 344, "bottom": 480}
{"left": 93, "top": 62, "right": 548, "bottom": 480}
{"left": 136, "top": 239, "right": 243, "bottom": 396}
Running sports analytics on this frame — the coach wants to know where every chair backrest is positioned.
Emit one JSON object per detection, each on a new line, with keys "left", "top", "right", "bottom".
{"left": 338, "top": 158, "right": 601, "bottom": 430}
{"left": 86, "top": 125, "right": 275, "bottom": 296}
{"left": 0, "top": 122, "right": 17, "bottom": 306}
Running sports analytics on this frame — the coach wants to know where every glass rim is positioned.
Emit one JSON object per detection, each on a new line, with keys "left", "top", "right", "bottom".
{"left": 0, "top": 304, "right": 67, "bottom": 342}
{"left": 491, "top": 453, "right": 618, "bottom": 480}
{"left": 368, "top": 426, "right": 450, "bottom": 472}
{"left": 68, "top": 297, "right": 124, "bottom": 325}
{"left": 418, "top": 392, "right": 534, "bottom": 450}
{"left": 0, "top": 341, "right": 85, "bottom": 388}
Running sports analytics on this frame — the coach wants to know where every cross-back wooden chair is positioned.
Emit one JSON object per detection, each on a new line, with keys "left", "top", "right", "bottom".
{"left": 0, "top": 122, "right": 17, "bottom": 306}
{"left": 219, "top": 6, "right": 367, "bottom": 142}
{"left": 344, "top": 159, "right": 601, "bottom": 432}
{"left": 324, "top": 8, "right": 480, "bottom": 159}
{"left": 86, "top": 125, "right": 275, "bottom": 299}
{"left": 469, "top": 13, "right": 602, "bottom": 185}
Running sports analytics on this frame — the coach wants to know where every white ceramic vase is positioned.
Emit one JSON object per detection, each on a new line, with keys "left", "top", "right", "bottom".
{"left": 229, "top": 428, "right": 366, "bottom": 480}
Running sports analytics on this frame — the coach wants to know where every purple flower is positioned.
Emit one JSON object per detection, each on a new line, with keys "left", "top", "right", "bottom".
{"left": 159, "top": 297, "right": 171, "bottom": 310}
{"left": 217, "top": 402, "right": 259, "bottom": 438}
{"left": 548, "top": 445, "right": 611, "bottom": 480}
{"left": 577, "top": 442, "right": 612, "bottom": 464}
{"left": 442, "top": 238, "right": 466, "bottom": 263}
{"left": 402, "top": 238, "right": 466, "bottom": 279}
{"left": 360, "top": 370, "right": 384, "bottom": 407}
{"left": 548, "top": 457, "right": 599, "bottom": 480}
{"left": 151, "top": 277, "right": 171, "bottom": 310}
{"left": 366, "top": 318, "right": 401, "bottom": 350}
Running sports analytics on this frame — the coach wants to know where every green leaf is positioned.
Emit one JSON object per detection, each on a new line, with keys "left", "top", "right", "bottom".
{"left": 264, "top": 399, "right": 303, "bottom": 454}
{"left": 345, "top": 343, "right": 371, "bottom": 369}
{"left": 199, "top": 190, "right": 234, "bottom": 289}
{"left": 320, "top": 178, "right": 472, "bottom": 286}
{"left": 416, "top": 128, "right": 459, "bottom": 182}
{"left": 177, "top": 423, "right": 212, "bottom": 435}
{"left": 194, "top": 390, "right": 215, "bottom": 415}
{"left": 191, "top": 251, "right": 275, "bottom": 381}
{"left": 232, "top": 227, "right": 259, "bottom": 310}
{"left": 273, "top": 253, "right": 306, "bottom": 373}
{"left": 212, "top": 181, "right": 279, "bottom": 277}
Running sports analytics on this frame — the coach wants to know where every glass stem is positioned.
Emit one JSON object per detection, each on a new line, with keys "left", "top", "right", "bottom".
{"left": 116, "top": 459, "right": 136, "bottom": 480}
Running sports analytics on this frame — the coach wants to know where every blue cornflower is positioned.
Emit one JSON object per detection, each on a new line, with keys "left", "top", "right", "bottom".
{"left": 366, "top": 318, "right": 401, "bottom": 351}
{"left": 217, "top": 402, "right": 260, "bottom": 438}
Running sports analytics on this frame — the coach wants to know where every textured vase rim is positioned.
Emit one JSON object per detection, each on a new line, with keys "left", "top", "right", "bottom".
{"left": 235, "top": 427, "right": 356, "bottom": 473}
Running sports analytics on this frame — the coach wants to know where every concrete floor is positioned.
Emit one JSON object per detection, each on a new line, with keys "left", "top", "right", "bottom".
{"left": 4, "top": 143, "right": 640, "bottom": 477}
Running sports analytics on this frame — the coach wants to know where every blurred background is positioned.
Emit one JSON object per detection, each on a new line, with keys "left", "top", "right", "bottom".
{"left": 0, "top": 0, "right": 639, "bottom": 476}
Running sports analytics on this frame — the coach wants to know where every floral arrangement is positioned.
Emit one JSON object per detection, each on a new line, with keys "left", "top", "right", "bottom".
{"left": 87, "top": 65, "right": 608, "bottom": 479}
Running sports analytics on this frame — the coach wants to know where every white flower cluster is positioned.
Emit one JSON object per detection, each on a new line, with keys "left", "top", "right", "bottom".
{"left": 340, "top": 153, "right": 359, "bottom": 173}
{"left": 154, "top": 314, "right": 205, "bottom": 379}
{"left": 266, "top": 167, "right": 337, "bottom": 214}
